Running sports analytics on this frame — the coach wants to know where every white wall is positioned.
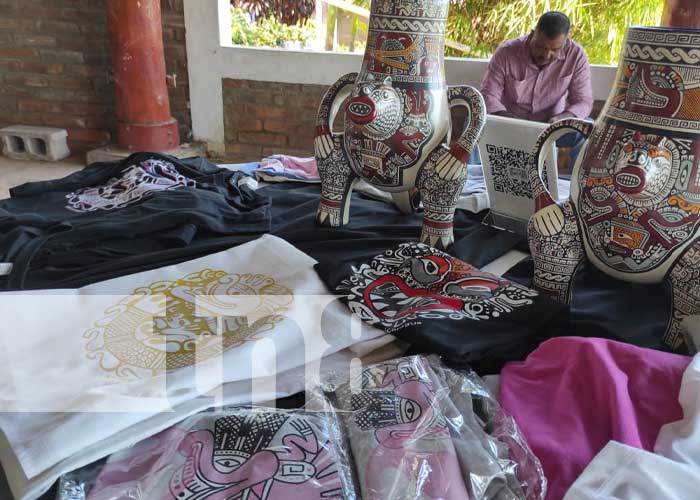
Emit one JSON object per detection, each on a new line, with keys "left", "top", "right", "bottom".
{"left": 184, "top": 0, "right": 617, "bottom": 153}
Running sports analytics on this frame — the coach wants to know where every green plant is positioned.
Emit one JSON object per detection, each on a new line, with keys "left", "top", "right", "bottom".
{"left": 231, "top": 7, "right": 317, "bottom": 48}
{"left": 446, "top": 0, "right": 664, "bottom": 64}
{"left": 231, "top": 0, "right": 315, "bottom": 25}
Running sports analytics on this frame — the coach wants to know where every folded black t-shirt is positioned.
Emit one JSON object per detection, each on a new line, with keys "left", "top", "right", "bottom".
{"left": 316, "top": 242, "right": 565, "bottom": 367}
{"left": 0, "top": 152, "right": 271, "bottom": 289}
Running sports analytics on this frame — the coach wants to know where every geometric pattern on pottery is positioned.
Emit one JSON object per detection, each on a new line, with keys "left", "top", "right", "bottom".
{"left": 338, "top": 242, "right": 537, "bottom": 332}
{"left": 416, "top": 85, "right": 486, "bottom": 248}
{"left": 577, "top": 127, "right": 700, "bottom": 274}
{"left": 527, "top": 199, "right": 585, "bottom": 304}
{"left": 65, "top": 158, "right": 196, "bottom": 212}
{"left": 527, "top": 26, "right": 700, "bottom": 351}
{"left": 314, "top": 0, "right": 486, "bottom": 250}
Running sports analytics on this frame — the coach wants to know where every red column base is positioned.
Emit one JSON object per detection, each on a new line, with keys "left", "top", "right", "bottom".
{"left": 116, "top": 118, "right": 180, "bottom": 152}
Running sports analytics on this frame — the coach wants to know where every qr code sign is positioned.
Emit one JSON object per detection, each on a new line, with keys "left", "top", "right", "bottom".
{"left": 485, "top": 144, "right": 549, "bottom": 199}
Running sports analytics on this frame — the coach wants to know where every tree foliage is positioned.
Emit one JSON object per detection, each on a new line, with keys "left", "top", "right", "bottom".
{"left": 446, "top": 0, "right": 664, "bottom": 64}
{"left": 231, "top": 0, "right": 664, "bottom": 65}
{"left": 231, "top": 0, "right": 315, "bottom": 25}
{"left": 231, "top": 7, "right": 317, "bottom": 47}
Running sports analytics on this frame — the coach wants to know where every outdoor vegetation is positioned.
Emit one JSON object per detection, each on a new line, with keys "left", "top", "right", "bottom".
{"left": 231, "top": 6, "right": 317, "bottom": 49}
{"left": 231, "top": 0, "right": 664, "bottom": 64}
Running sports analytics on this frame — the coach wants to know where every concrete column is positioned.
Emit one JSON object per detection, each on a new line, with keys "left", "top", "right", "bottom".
{"left": 107, "top": 0, "right": 180, "bottom": 151}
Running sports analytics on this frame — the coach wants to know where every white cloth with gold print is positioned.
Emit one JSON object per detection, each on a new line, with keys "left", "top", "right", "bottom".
{"left": 0, "top": 234, "right": 393, "bottom": 500}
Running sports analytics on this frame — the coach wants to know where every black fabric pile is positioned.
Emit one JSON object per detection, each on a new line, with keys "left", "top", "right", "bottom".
{"left": 0, "top": 153, "right": 271, "bottom": 289}
{"left": 259, "top": 181, "right": 522, "bottom": 268}
{"left": 0, "top": 155, "right": 678, "bottom": 360}
{"left": 503, "top": 257, "right": 674, "bottom": 353}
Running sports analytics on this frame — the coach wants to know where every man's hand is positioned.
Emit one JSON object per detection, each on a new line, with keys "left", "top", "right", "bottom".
{"left": 548, "top": 112, "right": 575, "bottom": 124}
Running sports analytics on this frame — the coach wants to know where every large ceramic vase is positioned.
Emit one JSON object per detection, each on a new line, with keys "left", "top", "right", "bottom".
{"left": 313, "top": 0, "right": 486, "bottom": 249}
{"left": 527, "top": 26, "right": 700, "bottom": 351}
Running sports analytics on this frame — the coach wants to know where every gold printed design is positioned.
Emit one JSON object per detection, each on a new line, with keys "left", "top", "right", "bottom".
{"left": 83, "top": 269, "right": 293, "bottom": 379}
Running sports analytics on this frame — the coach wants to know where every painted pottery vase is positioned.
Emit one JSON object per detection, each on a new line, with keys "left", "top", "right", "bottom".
{"left": 314, "top": 0, "right": 486, "bottom": 249}
{"left": 527, "top": 26, "right": 700, "bottom": 351}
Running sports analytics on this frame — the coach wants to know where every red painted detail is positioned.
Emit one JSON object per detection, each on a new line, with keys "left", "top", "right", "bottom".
{"left": 627, "top": 65, "right": 682, "bottom": 118}
{"left": 423, "top": 219, "right": 454, "bottom": 229}
{"left": 422, "top": 255, "right": 451, "bottom": 275}
{"left": 407, "top": 90, "right": 430, "bottom": 115}
{"left": 363, "top": 275, "right": 463, "bottom": 319}
{"left": 346, "top": 96, "right": 376, "bottom": 125}
{"left": 316, "top": 125, "right": 331, "bottom": 136}
{"left": 449, "top": 143, "right": 470, "bottom": 163}
{"left": 107, "top": 0, "right": 180, "bottom": 151}
{"left": 535, "top": 193, "right": 556, "bottom": 211}
{"left": 582, "top": 193, "right": 620, "bottom": 225}
{"left": 614, "top": 166, "right": 647, "bottom": 194}
{"left": 320, "top": 198, "right": 342, "bottom": 208}
{"left": 639, "top": 211, "right": 698, "bottom": 250}
{"left": 388, "top": 129, "right": 424, "bottom": 161}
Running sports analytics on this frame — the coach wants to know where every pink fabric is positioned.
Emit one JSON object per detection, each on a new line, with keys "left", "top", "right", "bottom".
{"left": 259, "top": 155, "right": 319, "bottom": 181}
{"left": 480, "top": 34, "right": 593, "bottom": 121}
{"left": 499, "top": 337, "right": 691, "bottom": 500}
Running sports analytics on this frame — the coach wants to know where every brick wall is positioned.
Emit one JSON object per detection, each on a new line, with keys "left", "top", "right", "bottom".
{"left": 0, "top": 0, "right": 191, "bottom": 154}
{"left": 222, "top": 79, "right": 324, "bottom": 162}
{"left": 221, "top": 79, "right": 492, "bottom": 163}
{"left": 162, "top": 0, "right": 191, "bottom": 144}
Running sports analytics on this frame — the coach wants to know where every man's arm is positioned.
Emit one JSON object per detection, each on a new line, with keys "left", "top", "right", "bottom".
{"left": 480, "top": 46, "right": 510, "bottom": 115}
{"left": 563, "top": 48, "right": 593, "bottom": 119}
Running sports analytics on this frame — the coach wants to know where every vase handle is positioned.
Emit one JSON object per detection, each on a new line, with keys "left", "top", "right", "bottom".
{"left": 446, "top": 85, "right": 487, "bottom": 163}
{"left": 529, "top": 118, "right": 593, "bottom": 210}
{"left": 314, "top": 72, "right": 357, "bottom": 159}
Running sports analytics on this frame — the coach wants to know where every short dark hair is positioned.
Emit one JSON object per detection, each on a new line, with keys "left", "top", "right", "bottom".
{"left": 536, "top": 11, "right": 570, "bottom": 38}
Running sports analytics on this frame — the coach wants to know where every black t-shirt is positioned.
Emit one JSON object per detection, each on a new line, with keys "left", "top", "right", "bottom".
{"left": 0, "top": 153, "right": 271, "bottom": 289}
{"left": 316, "top": 242, "right": 565, "bottom": 369}
{"left": 504, "top": 257, "right": 678, "bottom": 353}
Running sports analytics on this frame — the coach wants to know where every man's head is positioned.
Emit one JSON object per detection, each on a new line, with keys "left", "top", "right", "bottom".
{"left": 530, "top": 11, "right": 570, "bottom": 66}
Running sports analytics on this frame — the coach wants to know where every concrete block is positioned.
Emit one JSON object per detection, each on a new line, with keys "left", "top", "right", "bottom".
{"left": 0, "top": 125, "right": 70, "bottom": 161}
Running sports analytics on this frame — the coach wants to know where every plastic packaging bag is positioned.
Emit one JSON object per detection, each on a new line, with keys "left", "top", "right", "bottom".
{"left": 317, "top": 354, "right": 546, "bottom": 500}
{"left": 56, "top": 407, "right": 358, "bottom": 500}
{"left": 56, "top": 461, "right": 105, "bottom": 500}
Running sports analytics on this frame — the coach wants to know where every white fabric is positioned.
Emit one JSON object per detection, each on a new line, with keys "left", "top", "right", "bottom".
{"left": 564, "top": 354, "right": 700, "bottom": 500}
{"left": 654, "top": 353, "right": 700, "bottom": 465}
{"left": 563, "top": 442, "right": 700, "bottom": 500}
{"left": 0, "top": 235, "right": 389, "bottom": 497}
{"left": 0, "top": 341, "right": 405, "bottom": 500}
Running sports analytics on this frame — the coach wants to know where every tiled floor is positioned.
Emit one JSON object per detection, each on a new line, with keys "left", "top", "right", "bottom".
{"left": 0, "top": 155, "right": 84, "bottom": 199}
